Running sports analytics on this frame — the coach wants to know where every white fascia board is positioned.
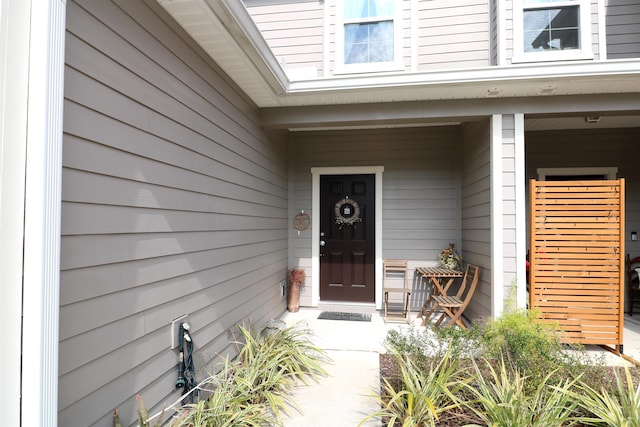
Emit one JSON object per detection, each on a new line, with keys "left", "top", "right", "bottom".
{"left": 287, "top": 59, "right": 640, "bottom": 94}
{"left": 208, "top": 0, "right": 289, "bottom": 91}
{"left": 158, "top": 0, "right": 288, "bottom": 96}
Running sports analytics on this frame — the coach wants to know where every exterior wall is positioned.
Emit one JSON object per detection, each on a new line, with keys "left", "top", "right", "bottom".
{"left": 60, "top": 1, "right": 288, "bottom": 426}
{"left": 416, "top": 0, "right": 491, "bottom": 70}
{"left": 288, "top": 126, "right": 463, "bottom": 309}
{"left": 606, "top": 0, "right": 640, "bottom": 59}
{"left": 490, "top": 0, "right": 500, "bottom": 65}
{"left": 246, "top": 0, "right": 491, "bottom": 77}
{"left": 504, "top": 0, "right": 514, "bottom": 61}
{"left": 245, "top": 0, "right": 640, "bottom": 77}
{"left": 245, "top": 0, "right": 325, "bottom": 79}
{"left": 460, "top": 119, "right": 492, "bottom": 321}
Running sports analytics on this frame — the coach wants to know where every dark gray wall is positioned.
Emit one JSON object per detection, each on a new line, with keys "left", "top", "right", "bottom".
{"left": 60, "top": 1, "right": 288, "bottom": 425}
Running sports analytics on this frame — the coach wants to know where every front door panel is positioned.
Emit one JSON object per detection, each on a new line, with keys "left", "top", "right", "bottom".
{"left": 320, "top": 174, "right": 375, "bottom": 303}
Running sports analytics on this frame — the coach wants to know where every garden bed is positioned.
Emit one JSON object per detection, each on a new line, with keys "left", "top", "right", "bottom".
{"left": 379, "top": 352, "right": 640, "bottom": 427}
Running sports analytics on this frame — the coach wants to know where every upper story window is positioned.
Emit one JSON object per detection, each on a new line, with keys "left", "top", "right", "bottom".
{"left": 513, "top": 0, "right": 593, "bottom": 62}
{"left": 337, "top": 0, "right": 402, "bottom": 73}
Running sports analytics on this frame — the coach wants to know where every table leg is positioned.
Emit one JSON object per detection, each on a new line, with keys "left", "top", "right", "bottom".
{"left": 418, "top": 277, "right": 446, "bottom": 326}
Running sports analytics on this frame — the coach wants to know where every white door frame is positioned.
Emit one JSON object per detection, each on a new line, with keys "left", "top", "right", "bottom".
{"left": 311, "top": 166, "right": 384, "bottom": 308}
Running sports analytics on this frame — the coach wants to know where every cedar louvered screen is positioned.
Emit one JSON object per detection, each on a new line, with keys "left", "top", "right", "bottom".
{"left": 529, "top": 179, "right": 624, "bottom": 352}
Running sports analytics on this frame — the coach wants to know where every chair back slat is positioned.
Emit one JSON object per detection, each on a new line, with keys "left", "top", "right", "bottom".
{"left": 456, "top": 264, "right": 480, "bottom": 313}
{"left": 429, "top": 264, "right": 480, "bottom": 329}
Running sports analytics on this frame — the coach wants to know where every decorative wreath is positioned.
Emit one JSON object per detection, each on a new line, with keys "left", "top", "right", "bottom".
{"left": 293, "top": 211, "right": 310, "bottom": 231}
{"left": 334, "top": 197, "right": 362, "bottom": 228}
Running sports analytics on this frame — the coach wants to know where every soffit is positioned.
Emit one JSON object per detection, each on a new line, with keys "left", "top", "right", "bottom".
{"left": 156, "top": 0, "right": 640, "bottom": 115}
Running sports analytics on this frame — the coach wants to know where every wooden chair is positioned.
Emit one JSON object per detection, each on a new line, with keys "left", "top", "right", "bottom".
{"left": 383, "top": 259, "right": 411, "bottom": 323}
{"left": 429, "top": 264, "right": 480, "bottom": 329}
{"left": 627, "top": 254, "right": 640, "bottom": 316}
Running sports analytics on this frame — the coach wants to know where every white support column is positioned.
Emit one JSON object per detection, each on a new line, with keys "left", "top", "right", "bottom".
{"left": 514, "top": 114, "right": 527, "bottom": 309}
{"left": 21, "top": 1, "right": 66, "bottom": 426}
{"left": 491, "top": 115, "right": 504, "bottom": 318}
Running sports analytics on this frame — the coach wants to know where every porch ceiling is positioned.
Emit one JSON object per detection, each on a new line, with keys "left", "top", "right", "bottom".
{"left": 156, "top": 0, "right": 640, "bottom": 123}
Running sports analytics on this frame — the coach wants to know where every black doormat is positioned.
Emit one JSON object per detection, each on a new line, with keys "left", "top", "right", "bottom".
{"left": 317, "top": 311, "right": 371, "bottom": 322}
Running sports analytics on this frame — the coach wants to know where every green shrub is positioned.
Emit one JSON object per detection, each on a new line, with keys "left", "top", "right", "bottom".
{"left": 384, "top": 323, "right": 482, "bottom": 364}
{"left": 480, "top": 309, "right": 597, "bottom": 393}
{"left": 384, "top": 326, "right": 435, "bottom": 366}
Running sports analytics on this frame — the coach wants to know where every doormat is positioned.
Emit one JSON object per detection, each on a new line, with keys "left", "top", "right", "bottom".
{"left": 317, "top": 311, "right": 371, "bottom": 322}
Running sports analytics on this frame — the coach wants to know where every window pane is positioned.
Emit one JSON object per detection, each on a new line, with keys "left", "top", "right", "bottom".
{"left": 523, "top": 6, "right": 579, "bottom": 52}
{"left": 344, "top": 0, "right": 394, "bottom": 19}
{"left": 344, "top": 21, "right": 393, "bottom": 64}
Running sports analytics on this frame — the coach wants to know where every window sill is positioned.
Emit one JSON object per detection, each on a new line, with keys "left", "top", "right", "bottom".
{"left": 333, "top": 62, "right": 405, "bottom": 76}
{"left": 512, "top": 51, "right": 594, "bottom": 64}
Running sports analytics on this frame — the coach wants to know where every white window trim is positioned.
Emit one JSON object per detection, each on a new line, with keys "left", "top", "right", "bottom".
{"left": 537, "top": 167, "right": 618, "bottom": 180}
{"left": 334, "top": 0, "right": 403, "bottom": 74}
{"left": 512, "top": 0, "right": 593, "bottom": 63}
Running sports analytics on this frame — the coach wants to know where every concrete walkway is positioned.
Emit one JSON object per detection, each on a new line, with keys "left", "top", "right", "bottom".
{"left": 277, "top": 307, "right": 640, "bottom": 427}
{"left": 279, "top": 308, "right": 401, "bottom": 427}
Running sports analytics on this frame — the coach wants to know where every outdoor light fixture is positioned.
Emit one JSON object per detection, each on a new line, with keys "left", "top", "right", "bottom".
{"left": 632, "top": 231, "right": 637, "bottom": 241}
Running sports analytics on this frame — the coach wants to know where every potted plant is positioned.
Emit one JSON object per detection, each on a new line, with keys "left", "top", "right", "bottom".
{"left": 287, "top": 268, "right": 305, "bottom": 312}
{"left": 438, "top": 243, "right": 462, "bottom": 270}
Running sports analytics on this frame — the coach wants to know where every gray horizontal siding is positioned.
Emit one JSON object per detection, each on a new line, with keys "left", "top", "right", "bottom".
{"left": 499, "top": 115, "right": 519, "bottom": 308}
{"left": 413, "top": 0, "right": 490, "bottom": 69}
{"left": 245, "top": 0, "right": 324, "bottom": 77}
{"left": 606, "top": 0, "right": 640, "bottom": 58}
{"left": 288, "top": 126, "right": 463, "bottom": 307}
{"left": 60, "top": 1, "right": 287, "bottom": 426}
{"left": 461, "top": 120, "right": 492, "bottom": 321}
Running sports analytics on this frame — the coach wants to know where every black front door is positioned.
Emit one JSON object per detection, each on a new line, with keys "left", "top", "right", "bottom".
{"left": 319, "top": 174, "right": 375, "bottom": 303}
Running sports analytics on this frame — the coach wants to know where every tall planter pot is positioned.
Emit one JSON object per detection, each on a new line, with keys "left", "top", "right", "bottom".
{"left": 288, "top": 269, "right": 305, "bottom": 313}
{"left": 287, "top": 281, "right": 301, "bottom": 313}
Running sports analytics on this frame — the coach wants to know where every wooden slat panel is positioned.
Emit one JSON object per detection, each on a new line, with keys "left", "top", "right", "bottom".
{"left": 529, "top": 179, "right": 624, "bottom": 350}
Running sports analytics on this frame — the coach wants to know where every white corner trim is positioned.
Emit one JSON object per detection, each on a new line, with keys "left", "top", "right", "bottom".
{"left": 310, "top": 166, "right": 384, "bottom": 308}
{"left": 597, "top": 0, "right": 607, "bottom": 60}
{"left": 490, "top": 115, "right": 504, "bottom": 319}
{"left": 22, "top": 1, "right": 66, "bottom": 426}
{"left": 497, "top": 0, "right": 506, "bottom": 66}
{"left": 410, "top": 0, "right": 418, "bottom": 71}
{"left": 323, "top": 0, "right": 330, "bottom": 77}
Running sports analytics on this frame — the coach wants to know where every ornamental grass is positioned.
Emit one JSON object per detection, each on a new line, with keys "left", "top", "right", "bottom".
{"left": 130, "top": 322, "right": 329, "bottom": 427}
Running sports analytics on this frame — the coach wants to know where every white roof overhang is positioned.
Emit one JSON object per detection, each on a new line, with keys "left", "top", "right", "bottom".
{"left": 156, "top": 0, "right": 640, "bottom": 128}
